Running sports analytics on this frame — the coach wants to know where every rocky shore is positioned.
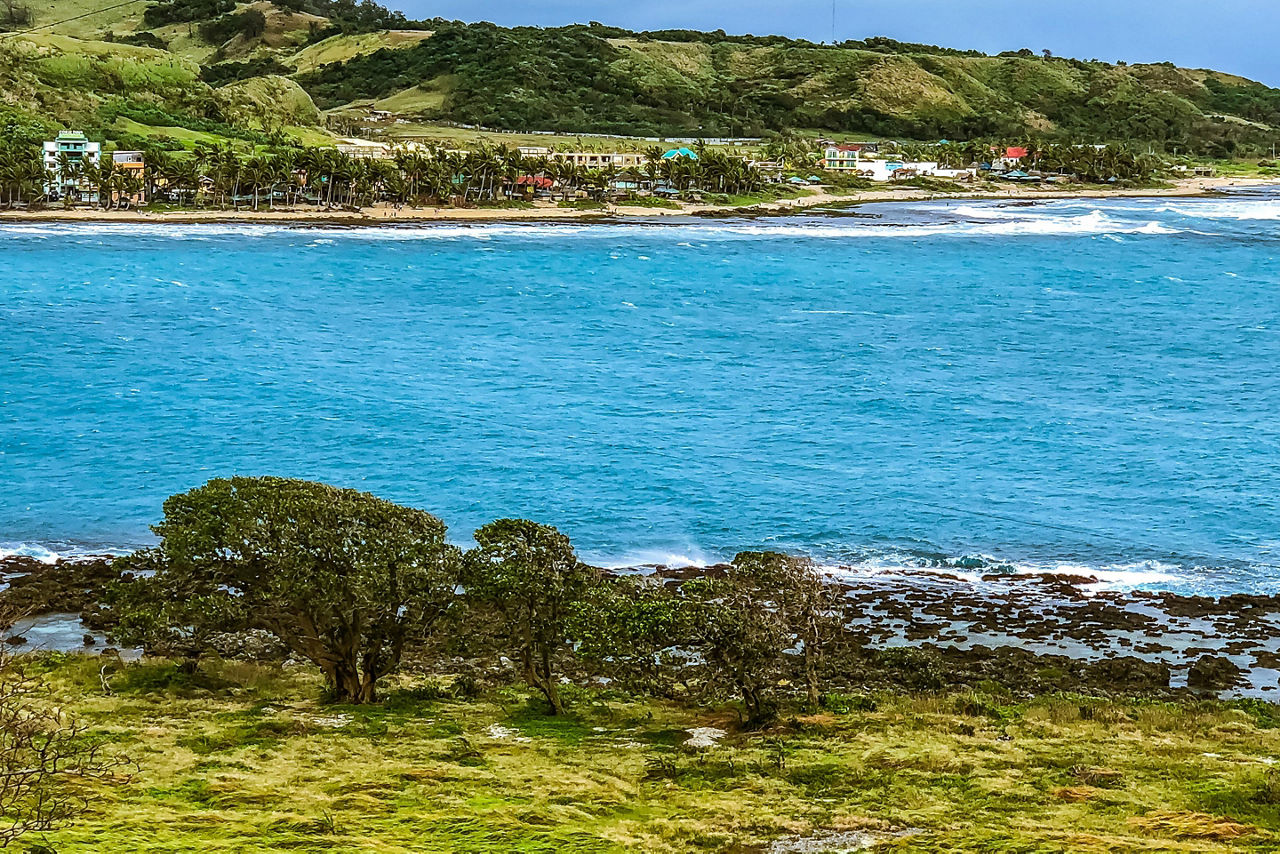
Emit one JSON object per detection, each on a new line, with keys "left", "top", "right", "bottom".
{"left": 3, "top": 553, "right": 1274, "bottom": 699}
{"left": 645, "top": 563, "right": 1278, "bottom": 699}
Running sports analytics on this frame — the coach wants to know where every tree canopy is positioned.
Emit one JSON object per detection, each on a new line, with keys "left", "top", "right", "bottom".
{"left": 109, "top": 477, "right": 462, "bottom": 703}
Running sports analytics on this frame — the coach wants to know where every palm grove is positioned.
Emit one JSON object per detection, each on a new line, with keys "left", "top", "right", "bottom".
{"left": 106, "top": 477, "right": 845, "bottom": 724}
{"left": 0, "top": 136, "right": 771, "bottom": 210}
{"left": 0, "top": 136, "right": 1178, "bottom": 211}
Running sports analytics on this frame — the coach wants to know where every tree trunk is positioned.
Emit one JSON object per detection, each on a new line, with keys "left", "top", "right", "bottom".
{"left": 521, "top": 640, "right": 563, "bottom": 715}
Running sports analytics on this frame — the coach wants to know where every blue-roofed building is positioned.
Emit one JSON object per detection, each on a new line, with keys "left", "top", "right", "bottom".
{"left": 661, "top": 147, "right": 699, "bottom": 161}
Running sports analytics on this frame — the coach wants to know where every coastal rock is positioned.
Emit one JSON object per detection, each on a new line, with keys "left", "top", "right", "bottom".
{"left": 1084, "top": 657, "right": 1170, "bottom": 692}
{"left": 1187, "top": 655, "right": 1244, "bottom": 691}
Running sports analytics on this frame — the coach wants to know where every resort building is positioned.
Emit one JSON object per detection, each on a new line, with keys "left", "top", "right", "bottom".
{"left": 42, "top": 131, "right": 101, "bottom": 201}
{"left": 849, "top": 159, "right": 974, "bottom": 182}
{"left": 335, "top": 138, "right": 393, "bottom": 159}
{"left": 823, "top": 144, "right": 865, "bottom": 171}
{"left": 550, "top": 151, "right": 646, "bottom": 169}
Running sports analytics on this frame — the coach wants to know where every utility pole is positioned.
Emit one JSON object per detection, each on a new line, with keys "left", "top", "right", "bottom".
{"left": 832, "top": 0, "right": 837, "bottom": 43}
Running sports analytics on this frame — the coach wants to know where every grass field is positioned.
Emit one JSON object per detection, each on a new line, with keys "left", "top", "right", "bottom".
{"left": 288, "top": 30, "right": 434, "bottom": 74}
{"left": 27, "top": 0, "right": 147, "bottom": 39}
{"left": 21, "top": 654, "right": 1280, "bottom": 853}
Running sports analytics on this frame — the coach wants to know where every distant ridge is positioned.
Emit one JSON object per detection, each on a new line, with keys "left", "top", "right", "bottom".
{"left": 1, "top": 0, "right": 1278, "bottom": 153}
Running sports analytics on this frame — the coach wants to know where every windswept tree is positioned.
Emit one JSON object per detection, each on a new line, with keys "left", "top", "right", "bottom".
{"left": 464, "top": 519, "right": 596, "bottom": 715}
{"left": 109, "top": 477, "right": 462, "bottom": 704}
{"left": 0, "top": 610, "right": 133, "bottom": 846}
{"left": 685, "top": 551, "right": 842, "bottom": 725}
{"left": 570, "top": 576, "right": 692, "bottom": 699}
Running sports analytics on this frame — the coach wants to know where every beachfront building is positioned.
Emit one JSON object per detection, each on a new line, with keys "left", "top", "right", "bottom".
{"left": 111, "top": 150, "right": 147, "bottom": 205}
{"left": 550, "top": 151, "right": 646, "bottom": 169}
{"left": 848, "top": 159, "right": 976, "bottom": 182}
{"left": 42, "top": 131, "right": 101, "bottom": 201}
{"left": 823, "top": 144, "right": 865, "bottom": 171}
{"left": 991, "top": 146, "right": 1030, "bottom": 172}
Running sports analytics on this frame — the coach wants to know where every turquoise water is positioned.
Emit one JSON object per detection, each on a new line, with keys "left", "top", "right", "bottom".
{"left": 3, "top": 193, "right": 1279, "bottom": 593}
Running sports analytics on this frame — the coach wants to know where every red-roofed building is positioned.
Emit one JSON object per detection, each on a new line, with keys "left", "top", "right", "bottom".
{"left": 513, "top": 175, "right": 555, "bottom": 198}
{"left": 1006, "top": 146, "right": 1029, "bottom": 160}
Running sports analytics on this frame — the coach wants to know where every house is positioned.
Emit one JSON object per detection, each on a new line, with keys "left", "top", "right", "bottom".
{"left": 854, "top": 160, "right": 938, "bottom": 181}
{"left": 513, "top": 175, "right": 554, "bottom": 199}
{"left": 823, "top": 144, "right": 863, "bottom": 171}
{"left": 43, "top": 131, "right": 101, "bottom": 201}
{"left": 990, "top": 145, "right": 1030, "bottom": 172}
{"left": 746, "top": 159, "right": 784, "bottom": 181}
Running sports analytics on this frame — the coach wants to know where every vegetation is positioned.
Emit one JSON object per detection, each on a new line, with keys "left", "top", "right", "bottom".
{"left": 1, "top": 478, "right": 1279, "bottom": 849}
{"left": 109, "top": 478, "right": 462, "bottom": 704}
{"left": 3, "top": 0, "right": 1280, "bottom": 165}
{"left": 1, "top": 654, "right": 1277, "bottom": 851}
{"left": 299, "top": 20, "right": 1280, "bottom": 154}
{"left": 0, "top": 649, "right": 131, "bottom": 846}
{"left": 464, "top": 520, "right": 594, "bottom": 716}
{"left": 0, "top": 137, "right": 782, "bottom": 211}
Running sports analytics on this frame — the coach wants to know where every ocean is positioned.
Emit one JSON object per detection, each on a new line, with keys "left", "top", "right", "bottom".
{"left": 3, "top": 192, "right": 1278, "bottom": 594}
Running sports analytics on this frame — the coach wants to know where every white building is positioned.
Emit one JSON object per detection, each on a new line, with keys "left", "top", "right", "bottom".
{"left": 848, "top": 160, "right": 974, "bottom": 182}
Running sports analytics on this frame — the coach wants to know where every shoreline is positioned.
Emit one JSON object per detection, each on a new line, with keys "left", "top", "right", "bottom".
{"left": 0, "top": 177, "right": 1270, "bottom": 226}
{"left": 3, "top": 551, "right": 1274, "bottom": 698}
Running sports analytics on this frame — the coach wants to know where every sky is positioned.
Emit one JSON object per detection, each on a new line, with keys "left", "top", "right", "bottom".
{"left": 393, "top": 1, "right": 1279, "bottom": 86}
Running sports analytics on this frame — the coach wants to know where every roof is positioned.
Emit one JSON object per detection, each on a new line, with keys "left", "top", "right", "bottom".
{"left": 1006, "top": 146, "right": 1029, "bottom": 159}
{"left": 55, "top": 130, "right": 89, "bottom": 141}
{"left": 661, "top": 147, "right": 699, "bottom": 160}
{"left": 516, "top": 175, "right": 553, "bottom": 188}
{"left": 827, "top": 144, "right": 862, "bottom": 152}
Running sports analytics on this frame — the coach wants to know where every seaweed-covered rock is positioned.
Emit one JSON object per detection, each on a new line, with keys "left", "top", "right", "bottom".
{"left": 1084, "top": 656, "right": 1170, "bottom": 692}
{"left": 1187, "top": 655, "right": 1243, "bottom": 690}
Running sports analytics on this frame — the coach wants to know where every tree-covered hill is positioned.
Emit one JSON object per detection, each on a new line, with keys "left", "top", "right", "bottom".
{"left": 3, "top": 0, "right": 1280, "bottom": 155}
{"left": 299, "top": 21, "right": 1280, "bottom": 152}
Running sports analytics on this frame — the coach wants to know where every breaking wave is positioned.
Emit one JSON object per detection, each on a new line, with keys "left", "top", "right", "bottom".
{"left": 0, "top": 209, "right": 1185, "bottom": 242}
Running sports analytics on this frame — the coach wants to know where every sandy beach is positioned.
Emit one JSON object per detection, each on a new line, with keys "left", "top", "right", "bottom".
{"left": 0, "top": 176, "right": 1270, "bottom": 225}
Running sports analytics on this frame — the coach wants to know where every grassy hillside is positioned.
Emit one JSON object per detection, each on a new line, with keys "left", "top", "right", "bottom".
{"left": 299, "top": 22, "right": 1280, "bottom": 154}
{"left": 22, "top": 654, "right": 1280, "bottom": 852}
{"left": 3, "top": 0, "right": 1280, "bottom": 156}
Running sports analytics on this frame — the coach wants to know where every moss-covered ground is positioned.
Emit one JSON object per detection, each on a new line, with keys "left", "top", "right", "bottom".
{"left": 20, "top": 655, "right": 1280, "bottom": 852}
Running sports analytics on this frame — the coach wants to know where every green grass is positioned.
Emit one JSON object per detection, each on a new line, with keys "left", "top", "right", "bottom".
{"left": 702, "top": 185, "right": 816, "bottom": 207}
{"left": 29, "top": 0, "right": 146, "bottom": 39}
{"left": 288, "top": 30, "right": 434, "bottom": 75}
{"left": 111, "top": 117, "right": 228, "bottom": 148}
{"left": 21, "top": 655, "right": 1280, "bottom": 852}
{"left": 615, "top": 196, "right": 681, "bottom": 210}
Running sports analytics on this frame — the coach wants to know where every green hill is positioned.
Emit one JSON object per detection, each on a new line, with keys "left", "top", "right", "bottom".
{"left": 2, "top": 0, "right": 1280, "bottom": 156}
